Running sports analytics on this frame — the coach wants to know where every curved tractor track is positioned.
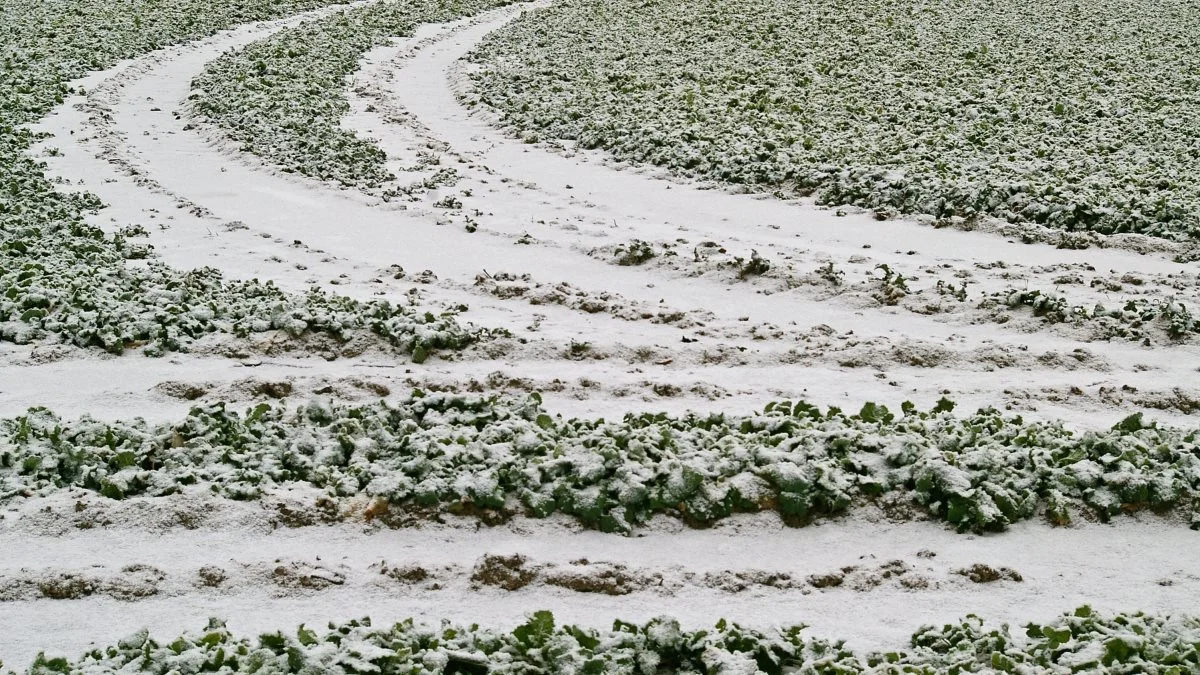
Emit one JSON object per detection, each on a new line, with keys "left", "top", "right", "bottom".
{"left": 4, "top": 0, "right": 1199, "bottom": 666}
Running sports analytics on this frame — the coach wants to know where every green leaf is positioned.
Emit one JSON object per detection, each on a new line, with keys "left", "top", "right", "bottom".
{"left": 946, "top": 496, "right": 972, "bottom": 524}
{"left": 412, "top": 344, "right": 429, "bottom": 364}
{"left": 30, "top": 654, "right": 71, "bottom": 674}
{"left": 1113, "top": 412, "right": 1146, "bottom": 433}
{"left": 297, "top": 625, "right": 318, "bottom": 646}
{"left": 100, "top": 480, "right": 124, "bottom": 500}
{"left": 207, "top": 647, "right": 226, "bottom": 670}
{"left": 287, "top": 647, "right": 306, "bottom": 671}
{"left": 1041, "top": 625, "right": 1072, "bottom": 646}
{"left": 513, "top": 610, "right": 556, "bottom": 648}
{"left": 858, "top": 401, "right": 891, "bottom": 423}
{"left": 1103, "top": 636, "right": 1133, "bottom": 664}
{"left": 259, "top": 632, "right": 287, "bottom": 650}
{"left": 569, "top": 625, "right": 600, "bottom": 650}
{"left": 247, "top": 403, "right": 271, "bottom": 423}
{"left": 933, "top": 397, "right": 957, "bottom": 414}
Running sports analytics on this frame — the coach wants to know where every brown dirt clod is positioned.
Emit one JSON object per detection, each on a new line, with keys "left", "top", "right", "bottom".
{"left": 807, "top": 572, "right": 845, "bottom": 588}
{"left": 471, "top": 554, "right": 537, "bottom": 591}
{"left": 956, "top": 563, "right": 1023, "bottom": 583}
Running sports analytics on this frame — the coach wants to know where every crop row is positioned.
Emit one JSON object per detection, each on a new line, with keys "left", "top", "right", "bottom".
{"left": 987, "top": 290, "right": 1199, "bottom": 342}
{"left": 0, "top": 0, "right": 479, "bottom": 358}
{"left": 467, "top": 0, "right": 1200, "bottom": 239}
{"left": 4, "top": 392, "right": 1198, "bottom": 532}
{"left": 15, "top": 606, "right": 1198, "bottom": 674}
{"left": 190, "top": 0, "right": 515, "bottom": 189}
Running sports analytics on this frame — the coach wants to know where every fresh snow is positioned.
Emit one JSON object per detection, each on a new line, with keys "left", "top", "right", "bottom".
{"left": 2, "top": 504, "right": 1197, "bottom": 667}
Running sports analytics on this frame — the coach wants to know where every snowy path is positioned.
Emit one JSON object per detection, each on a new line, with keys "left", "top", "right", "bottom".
{"left": 2, "top": 500, "right": 1196, "bottom": 666}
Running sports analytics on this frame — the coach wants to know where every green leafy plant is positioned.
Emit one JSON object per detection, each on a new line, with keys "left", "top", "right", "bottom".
{"left": 191, "top": 0, "right": 514, "bottom": 190}
{"left": 614, "top": 239, "right": 656, "bottom": 266}
{"left": 816, "top": 261, "right": 844, "bottom": 287}
{"left": 468, "top": 0, "right": 1200, "bottom": 240}
{"left": 6, "top": 393, "right": 1200, "bottom": 533}
{"left": 985, "top": 289, "right": 1200, "bottom": 341}
{"left": 20, "top": 608, "right": 1200, "bottom": 674}
{"left": 936, "top": 279, "right": 968, "bottom": 301}
{"left": 735, "top": 249, "right": 771, "bottom": 279}
{"left": 872, "top": 263, "right": 910, "bottom": 305}
{"left": 0, "top": 0, "right": 489, "bottom": 358}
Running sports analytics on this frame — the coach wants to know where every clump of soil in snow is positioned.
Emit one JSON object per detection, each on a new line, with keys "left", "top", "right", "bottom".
{"left": 808, "top": 560, "right": 932, "bottom": 591}
{"left": 269, "top": 494, "right": 341, "bottom": 528}
{"left": 197, "top": 565, "right": 228, "bottom": 587}
{"left": 471, "top": 554, "right": 536, "bottom": 590}
{"left": 703, "top": 569, "right": 799, "bottom": 593}
{"left": 269, "top": 561, "right": 346, "bottom": 591}
{"left": 155, "top": 381, "right": 209, "bottom": 400}
{"left": 475, "top": 270, "right": 699, "bottom": 326}
{"left": 107, "top": 564, "right": 167, "bottom": 599}
{"left": 37, "top": 573, "right": 98, "bottom": 600}
{"left": 806, "top": 572, "right": 845, "bottom": 589}
{"left": 956, "top": 564, "right": 1023, "bottom": 583}
{"left": 0, "top": 565, "right": 165, "bottom": 600}
{"left": 543, "top": 559, "right": 656, "bottom": 595}
{"left": 376, "top": 561, "right": 447, "bottom": 587}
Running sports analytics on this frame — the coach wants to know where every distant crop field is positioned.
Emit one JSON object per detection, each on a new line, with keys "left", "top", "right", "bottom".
{"left": 469, "top": 0, "right": 1200, "bottom": 239}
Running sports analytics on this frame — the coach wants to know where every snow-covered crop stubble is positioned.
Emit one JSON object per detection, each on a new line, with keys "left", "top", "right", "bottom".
{"left": 468, "top": 0, "right": 1200, "bottom": 239}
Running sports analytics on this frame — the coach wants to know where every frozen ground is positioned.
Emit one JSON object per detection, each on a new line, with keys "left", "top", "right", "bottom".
{"left": 5, "top": 0, "right": 1199, "bottom": 666}
{"left": 3, "top": 493, "right": 1198, "bottom": 667}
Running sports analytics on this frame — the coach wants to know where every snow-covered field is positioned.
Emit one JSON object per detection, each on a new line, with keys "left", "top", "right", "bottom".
{"left": 3, "top": 0, "right": 1200, "bottom": 671}
{"left": 468, "top": 0, "right": 1200, "bottom": 241}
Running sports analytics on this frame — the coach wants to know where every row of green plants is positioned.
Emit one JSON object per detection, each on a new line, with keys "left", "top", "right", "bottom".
{"left": 467, "top": 0, "right": 1200, "bottom": 239}
{"left": 17, "top": 607, "right": 1198, "bottom": 674}
{"left": 0, "top": 0, "right": 480, "bottom": 359}
{"left": 190, "top": 0, "right": 515, "bottom": 189}
{"left": 987, "top": 290, "right": 1198, "bottom": 342}
{"left": 5, "top": 392, "right": 1198, "bottom": 533}
{"left": 2, "top": 252, "right": 477, "bottom": 357}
